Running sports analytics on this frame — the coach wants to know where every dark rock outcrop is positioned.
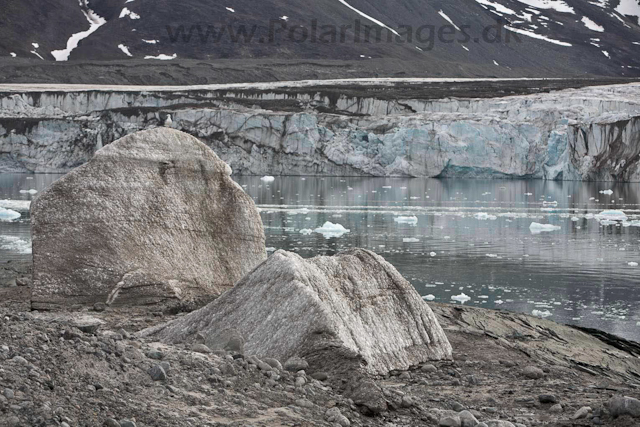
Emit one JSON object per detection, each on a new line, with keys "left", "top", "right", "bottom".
{"left": 142, "top": 249, "right": 452, "bottom": 379}
{"left": 31, "top": 127, "right": 266, "bottom": 310}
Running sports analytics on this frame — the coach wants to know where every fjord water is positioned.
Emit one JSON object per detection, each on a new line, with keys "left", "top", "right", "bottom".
{"left": 2, "top": 174, "right": 640, "bottom": 341}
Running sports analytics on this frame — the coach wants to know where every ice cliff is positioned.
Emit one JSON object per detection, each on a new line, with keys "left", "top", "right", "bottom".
{"left": 0, "top": 81, "right": 639, "bottom": 180}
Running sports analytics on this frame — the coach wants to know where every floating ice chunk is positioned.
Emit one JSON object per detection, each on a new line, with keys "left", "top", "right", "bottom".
{"left": 422, "top": 294, "right": 436, "bottom": 301}
{"left": 429, "top": 252, "right": 437, "bottom": 257}
{"left": 629, "top": 262, "right": 639, "bottom": 267}
{"left": 599, "top": 189, "right": 614, "bottom": 195}
{"left": 403, "top": 238, "right": 420, "bottom": 243}
{"left": 299, "top": 228, "right": 313, "bottom": 235}
{"left": 393, "top": 216, "right": 418, "bottom": 225}
{"left": 529, "top": 222, "right": 561, "bottom": 234}
{"left": 542, "top": 201, "right": 558, "bottom": 207}
{"left": 486, "top": 254, "right": 498, "bottom": 258}
{"left": 260, "top": 176, "right": 275, "bottom": 182}
{"left": 525, "top": 192, "right": 533, "bottom": 196}
{"left": 474, "top": 212, "right": 497, "bottom": 220}
{"left": 495, "top": 300, "right": 504, "bottom": 304}
{"left": 266, "top": 247, "right": 276, "bottom": 252}
{"left": 0, "top": 208, "right": 21, "bottom": 222}
{"left": 18, "top": 189, "right": 37, "bottom": 195}
{"left": 532, "top": 309, "right": 552, "bottom": 318}
{"left": 0, "top": 200, "right": 30, "bottom": 211}
{"left": 571, "top": 217, "right": 580, "bottom": 221}
{"left": 451, "top": 293, "right": 471, "bottom": 303}
{"left": 313, "top": 222, "right": 350, "bottom": 238}
{"left": 595, "top": 210, "right": 627, "bottom": 221}
{"left": 0, "top": 236, "right": 31, "bottom": 254}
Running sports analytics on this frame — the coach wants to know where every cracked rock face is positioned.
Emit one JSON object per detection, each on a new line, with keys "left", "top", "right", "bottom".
{"left": 30, "top": 127, "right": 267, "bottom": 310}
{"left": 142, "top": 249, "right": 452, "bottom": 378}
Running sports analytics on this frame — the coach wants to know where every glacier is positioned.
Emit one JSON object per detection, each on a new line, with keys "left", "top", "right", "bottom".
{"left": 0, "top": 80, "right": 639, "bottom": 180}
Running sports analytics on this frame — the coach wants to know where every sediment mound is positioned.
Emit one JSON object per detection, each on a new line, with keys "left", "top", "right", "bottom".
{"left": 142, "top": 249, "right": 452, "bottom": 379}
{"left": 31, "top": 127, "right": 266, "bottom": 310}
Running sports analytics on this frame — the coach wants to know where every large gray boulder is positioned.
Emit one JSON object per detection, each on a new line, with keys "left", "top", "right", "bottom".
{"left": 142, "top": 249, "right": 452, "bottom": 378}
{"left": 31, "top": 127, "right": 266, "bottom": 309}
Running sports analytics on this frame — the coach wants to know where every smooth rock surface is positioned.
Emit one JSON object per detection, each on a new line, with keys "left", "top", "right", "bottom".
{"left": 30, "top": 127, "right": 266, "bottom": 309}
{"left": 142, "top": 249, "right": 452, "bottom": 378}
{"left": 608, "top": 396, "right": 640, "bottom": 418}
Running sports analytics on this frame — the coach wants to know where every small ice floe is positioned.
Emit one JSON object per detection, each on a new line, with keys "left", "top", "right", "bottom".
{"left": 529, "top": 222, "right": 561, "bottom": 234}
{"left": 429, "top": 252, "right": 437, "bottom": 257}
{"left": 629, "top": 262, "right": 639, "bottom": 267}
{"left": 474, "top": 212, "right": 497, "bottom": 220}
{"left": 595, "top": 210, "right": 627, "bottom": 222}
{"left": 393, "top": 216, "right": 418, "bottom": 225}
{"left": 19, "top": 189, "right": 38, "bottom": 195}
{"left": 422, "top": 294, "right": 436, "bottom": 301}
{"left": 525, "top": 192, "right": 533, "bottom": 196}
{"left": 486, "top": 254, "right": 498, "bottom": 258}
{"left": 451, "top": 293, "right": 471, "bottom": 303}
{"left": 542, "top": 201, "right": 558, "bottom": 207}
{"left": 299, "top": 229, "right": 313, "bottom": 235}
{"left": 0, "top": 200, "right": 31, "bottom": 211}
{"left": 266, "top": 247, "right": 277, "bottom": 252}
{"left": 403, "top": 238, "right": 420, "bottom": 243}
{"left": 571, "top": 217, "right": 580, "bottom": 221}
{"left": 0, "top": 236, "right": 31, "bottom": 254}
{"left": 532, "top": 309, "right": 552, "bottom": 318}
{"left": 260, "top": 176, "right": 275, "bottom": 182}
{"left": 0, "top": 208, "right": 21, "bottom": 221}
{"left": 313, "top": 222, "right": 350, "bottom": 238}
{"left": 599, "top": 189, "right": 614, "bottom": 195}
{"left": 495, "top": 300, "right": 504, "bottom": 304}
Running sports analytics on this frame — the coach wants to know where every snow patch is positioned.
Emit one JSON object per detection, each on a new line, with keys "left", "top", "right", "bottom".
{"left": 337, "top": 0, "right": 400, "bottom": 36}
{"left": 438, "top": 10, "right": 461, "bottom": 31}
{"left": 505, "top": 26, "right": 572, "bottom": 46}
{"left": 51, "top": 7, "right": 106, "bottom": 61}
{"left": 119, "top": 8, "right": 140, "bottom": 19}
{"left": 581, "top": 16, "right": 604, "bottom": 31}
{"left": 144, "top": 54, "right": 177, "bottom": 60}
{"left": 516, "top": 0, "right": 575, "bottom": 13}
{"left": 118, "top": 44, "right": 132, "bottom": 57}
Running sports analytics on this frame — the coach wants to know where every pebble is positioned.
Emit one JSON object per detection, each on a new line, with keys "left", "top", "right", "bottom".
{"left": 439, "top": 415, "right": 461, "bottom": 427}
{"left": 11, "top": 356, "right": 28, "bottom": 365}
{"left": 451, "top": 401, "right": 465, "bottom": 411}
{"left": 572, "top": 406, "right": 591, "bottom": 420}
{"left": 263, "top": 357, "right": 282, "bottom": 371}
{"left": 148, "top": 364, "right": 167, "bottom": 381}
{"left": 295, "top": 398, "right": 314, "bottom": 408}
{"left": 295, "top": 376, "right": 306, "bottom": 387}
{"left": 120, "top": 420, "right": 136, "bottom": 427}
{"left": 103, "top": 419, "right": 120, "bottom": 427}
{"left": 522, "top": 366, "right": 544, "bottom": 380}
{"left": 146, "top": 350, "right": 164, "bottom": 360}
{"left": 549, "top": 404, "right": 563, "bottom": 413}
{"left": 325, "top": 407, "right": 351, "bottom": 426}
{"left": 311, "top": 372, "right": 329, "bottom": 381}
{"left": 3, "top": 388, "right": 14, "bottom": 399}
{"left": 284, "top": 357, "right": 309, "bottom": 372}
{"left": 538, "top": 394, "right": 557, "bottom": 404}
{"left": 93, "top": 302, "right": 106, "bottom": 312}
{"left": 191, "top": 343, "right": 212, "bottom": 354}
{"left": 458, "top": 410, "right": 479, "bottom": 427}
{"left": 422, "top": 364, "right": 437, "bottom": 373}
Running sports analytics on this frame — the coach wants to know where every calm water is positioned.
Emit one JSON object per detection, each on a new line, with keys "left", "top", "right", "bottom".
{"left": 2, "top": 174, "right": 640, "bottom": 341}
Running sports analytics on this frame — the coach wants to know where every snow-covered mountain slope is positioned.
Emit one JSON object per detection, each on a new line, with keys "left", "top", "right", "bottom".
{"left": 1, "top": 0, "right": 640, "bottom": 76}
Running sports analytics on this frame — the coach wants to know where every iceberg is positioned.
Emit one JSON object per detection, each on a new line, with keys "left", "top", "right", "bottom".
{"left": 0, "top": 208, "right": 21, "bottom": 221}
{"left": 0, "top": 235, "right": 32, "bottom": 254}
{"left": 529, "top": 222, "right": 561, "bottom": 234}
{"left": 19, "top": 189, "right": 38, "bottom": 195}
{"left": 595, "top": 210, "right": 627, "bottom": 221}
{"left": 313, "top": 222, "right": 350, "bottom": 238}
{"left": 394, "top": 216, "right": 418, "bottom": 224}
{"left": 422, "top": 294, "right": 436, "bottom": 301}
{"left": 532, "top": 309, "right": 552, "bottom": 318}
{"left": 599, "top": 189, "right": 614, "bottom": 195}
{"left": 403, "top": 238, "right": 420, "bottom": 243}
{"left": 260, "top": 176, "right": 275, "bottom": 182}
{"left": 451, "top": 293, "right": 471, "bottom": 303}
{"left": 474, "top": 212, "right": 497, "bottom": 220}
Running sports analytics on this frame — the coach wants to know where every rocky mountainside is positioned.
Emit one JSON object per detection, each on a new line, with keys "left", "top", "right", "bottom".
{"left": 1, "top": 79, "right": 639, "bottom": 180}
{"left": 1, "top": 0, "right": 640, "bottom": 77}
